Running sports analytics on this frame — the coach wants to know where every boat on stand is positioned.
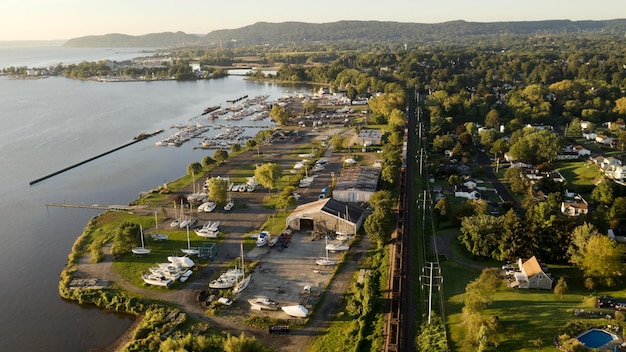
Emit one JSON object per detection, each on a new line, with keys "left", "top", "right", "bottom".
{"left": 316, "top": 236, "right": 336, "bottom": 266}
{"left": 232, "top": 243, "right": 251, "bottom": 294}
{"left": 132, "top": 225, "right": 151, "bottom": 255}
{"left": 181, "top": 225, "right": 199, "bottom": 256}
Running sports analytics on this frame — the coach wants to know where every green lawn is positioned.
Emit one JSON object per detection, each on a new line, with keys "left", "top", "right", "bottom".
{"left": 556, "top": 161, "right": 603, "bottom": 192}
{"left": 443, "top": 255, "right": 626, "bottom": 351}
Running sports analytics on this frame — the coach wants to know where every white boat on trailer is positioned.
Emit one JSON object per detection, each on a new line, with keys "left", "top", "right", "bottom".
{"left": 142, "top": 273, "right": 173, "bottom": 287}
{"left": 256, "top": 231, "right": 270, "bottom": 247}
{"left": 195, "top": 228, "right": 219, "bottom": 238}
{"left": 248, "top": 296, "right": 280, "bottom": 311}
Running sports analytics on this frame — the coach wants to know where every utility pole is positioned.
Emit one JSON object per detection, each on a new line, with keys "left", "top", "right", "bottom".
{"left": 420, "top": 262, "right": 443, "bottom": 324}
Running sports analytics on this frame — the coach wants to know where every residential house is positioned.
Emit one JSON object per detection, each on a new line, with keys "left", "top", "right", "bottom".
{"left": 514, "top": 256, "right": 553, "bottom": 290}
{"left": 573, "top": 145, "right": 591, "bottom": 157}
{"left": 606, "top": 165, "right": 625, "bottom": 181}
{"left": 580, "top": 120, "right": 592, "bottom": 130}
{"left": 454, "top": 186, "right": 481, "bottom": 200}
{"left": 583, "top": 131, "right": 598, "bottom": 140}
{"left": 560, "top": 190, "right": 588, "bottom": 217}
{"left": 601, "top": 156, "right": 622, "bottom": 170}
{"left": 596, "top": 134, "right": 616, "bottom": 146}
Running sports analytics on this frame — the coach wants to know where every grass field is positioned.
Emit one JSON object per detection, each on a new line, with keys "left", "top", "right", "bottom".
{"left": 442, "top": 251, "right": 626, "bottom": 351}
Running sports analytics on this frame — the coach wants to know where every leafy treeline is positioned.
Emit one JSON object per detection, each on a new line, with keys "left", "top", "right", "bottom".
{"left": 63, "top": 19, "right": 626, "bottom": 47}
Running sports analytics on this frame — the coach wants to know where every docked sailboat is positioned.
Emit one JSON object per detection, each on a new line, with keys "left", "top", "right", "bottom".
{"left": 232, "top": 243, "right": 251, "bottom": 294}
{"left": 170, "top": 203, "right": 180, "bottom": 227}
{"left": 181, "top": 226, "right": 199, "bottom": 255}
{"left": 316, "top": 236, "right": 336, "bottom": 266}
{"left": 132, "top": 225, "right": 151, "bottom": 255}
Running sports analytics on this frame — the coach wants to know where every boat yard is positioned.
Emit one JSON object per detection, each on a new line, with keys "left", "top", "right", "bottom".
{"left": 66, "top": 104, "right": 372, "bottom": 350}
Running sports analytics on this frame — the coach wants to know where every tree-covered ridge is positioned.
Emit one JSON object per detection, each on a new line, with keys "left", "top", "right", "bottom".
{"left": 63, "top": 19, "right": 626, "bottom": 48}
{"left": 63, "top": 31, "right": 202, "bottom": 48}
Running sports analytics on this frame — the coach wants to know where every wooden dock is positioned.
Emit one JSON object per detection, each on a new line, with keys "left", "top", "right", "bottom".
{"left": 44, "top": 202, "right": 135, "bottom": 211}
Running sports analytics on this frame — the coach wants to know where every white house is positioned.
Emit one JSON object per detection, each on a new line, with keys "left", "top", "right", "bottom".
{"left": 573, "top": 145, "right": 591, "bottom": 157}
{"left": 606, "top": 165, "right": 625, "bottom": 181}
{"left": 454, "top": 186, "right": 481, "bottom": 200}
{"left": 514, "top": 256, "right": 553, "bottom": 290}
{"left": 596, "top": 135, "right": 616, "bottom": 146}
{"left": 561, "top": 191, "right": 589, "bottom": 217}
{"left": 583, "top": 131, "right": 598, "bottom": 140}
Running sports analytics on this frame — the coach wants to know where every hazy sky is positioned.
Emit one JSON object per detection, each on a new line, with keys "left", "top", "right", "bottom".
{"left": 2, "top": 0, "right": 625, "bottom": 41}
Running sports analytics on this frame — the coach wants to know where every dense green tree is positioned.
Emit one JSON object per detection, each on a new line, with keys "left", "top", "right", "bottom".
{"left": 484, "top": 109, "right": 500, "bottom": 128}
{"left": 231, "top": 143, "right": 241, "bottom": 153}
{"left": 504, "top": 167, "right": 530, "bottom": 194}
{"left": 568, "top": 223, "right": 625, "bottom": 287}
{"left": 269, "top": 105, "right": 290, "bottom": 125}
{"left": 613, "top": 97, "right": 626, "bottom": 116}
{"left": 416, "top": 313, "right": 449, "bottom": 352}
{"left": 489, "top": 138, "right": 510, "bottom": 156}
{"left": 568, "top": 117, "right": 583, "bottom": 137}
{"left": 208, "top": 177, "right": 229, "bottom": 205}
{"left": 223, "top": 332, "right": 272, "bottom": 352}
{"left": 554, "top": 277, "right": 569, "bottom": 298}
{"left": 201, "top": 155, "right": 216, "bottom": 167}
{"left": 254, "top": 163, "right": 282, "bottom": 196}
{"left": 110, "top": 222, "right": 139, "bottom": 257}
{"left": 610, "top": 197, "right": 626, "bottom": 219}
{"left": 187, "top": 162, "right": 202, "bottom": 176}
{"left": 367, "top": 190, "right": 393, "bottom": 212}
{"left": 509, "top": 128, "right": 562, "bottom": 165}
{"left": 432, "top": 134, "right": 454, "bottom": 151}
{"left": 591, "top": 179, "right": 615, "bottom": 206}
{"left": 479, "top": 128, "right": 498, "bottom": 147}
{"left": 364, "top": 208, "right": 391, "bottom": 245}
{"left": 434, "top": 197, "right": 448, "bottom": 219}
{"left": 276, "top": 193, "right": 296, "bottom": 210}
{"left": 387, "top": 108, "right": 406, "bottom": 130}
{"left": 460, "top": 214, "right": 503, "bottom": 258}
{"left": 213, "top": 149, "right": 229, "bottom": 162}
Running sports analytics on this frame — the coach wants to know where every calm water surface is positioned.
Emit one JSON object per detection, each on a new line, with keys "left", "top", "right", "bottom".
{"left": 0, "top": 44, "right": 308, "bottom": 351}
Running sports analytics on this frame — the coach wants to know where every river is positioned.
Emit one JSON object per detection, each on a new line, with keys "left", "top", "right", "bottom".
{"left": 0, "top": 42, "right": 309, "bottom": 351}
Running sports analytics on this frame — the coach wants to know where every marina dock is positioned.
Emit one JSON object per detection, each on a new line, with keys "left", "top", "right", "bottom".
{"left": 44, "top": 202, "right": 136, "bottom": 211}
{"left": 29, "top": 130, "right": 163, "bottom": 186}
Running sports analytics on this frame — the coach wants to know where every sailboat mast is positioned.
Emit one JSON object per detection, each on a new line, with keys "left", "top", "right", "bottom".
{"left": 140, "top": 224, "right": 145, "bottom": 248}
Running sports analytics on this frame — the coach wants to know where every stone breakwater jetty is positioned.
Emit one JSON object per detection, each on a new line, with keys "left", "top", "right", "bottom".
{"left": 29, "top": 130, "right": 163, "bottom": 186}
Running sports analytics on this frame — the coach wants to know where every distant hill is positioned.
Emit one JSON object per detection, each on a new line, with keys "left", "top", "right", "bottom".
{"left": 63, "top": 20, "right": 626, "bottom": 48}
{"left": 63, "top": 31, "right": 202, "bottom": 48}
